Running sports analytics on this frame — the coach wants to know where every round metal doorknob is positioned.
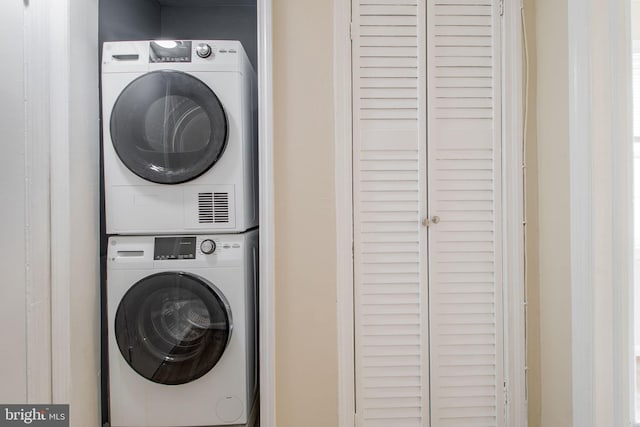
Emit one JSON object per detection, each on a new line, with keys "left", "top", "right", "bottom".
{"left": 422, "top": 216, "right": 441, "bottom": 227}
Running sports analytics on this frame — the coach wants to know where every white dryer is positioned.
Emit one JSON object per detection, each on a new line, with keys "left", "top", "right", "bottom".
{"left": 107, "top": 230, "right": 258, "bottom": 427}
{"left": 102, "top": 40, "right": 257, "bottom": 234}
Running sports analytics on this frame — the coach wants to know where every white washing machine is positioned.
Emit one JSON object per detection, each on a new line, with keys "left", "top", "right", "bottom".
{"left": 102, "top": 40, "right": 257, "bottom": 234}
{"left": 107, "top": 230, "right": 258, "bottom": 427}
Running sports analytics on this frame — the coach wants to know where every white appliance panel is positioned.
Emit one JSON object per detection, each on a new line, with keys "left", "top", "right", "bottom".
{"left": 102, "top": 40, "right": 257, "bottom": 234}
{"left": 107, "top": 231, "right": 258, "bottom": 427}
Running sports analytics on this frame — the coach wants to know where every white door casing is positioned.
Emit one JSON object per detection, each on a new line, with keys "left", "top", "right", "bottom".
{"left": 39, "top": 2, "right": 278, "bottom": 427}
{"left": 350, "top": 0, "right": 513, "bottom": 425}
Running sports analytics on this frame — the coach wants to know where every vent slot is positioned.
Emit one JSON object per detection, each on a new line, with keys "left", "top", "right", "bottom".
{"left": 198, "top": 192, "right": 230, "bottom": 224}
{"left": 214, "top": 192, "right": 230, "bottom": 223}
{"left": 198, "top": 192, "right": 214, "bottom": 223}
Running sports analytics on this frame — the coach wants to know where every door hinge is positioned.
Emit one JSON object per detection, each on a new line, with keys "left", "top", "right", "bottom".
{"left": 504, "top": 381, "right": 509, "bottom": 412}
{"left": 499, "top": 0, "right": 504, "bottom": 16}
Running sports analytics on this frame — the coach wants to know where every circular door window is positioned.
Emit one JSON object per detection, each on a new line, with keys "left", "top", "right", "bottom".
{"left": 110, "top": 70, "right": 228, "bottom": 184}
{"left": 115, "top": 272, "right": 232, "bottom": 385}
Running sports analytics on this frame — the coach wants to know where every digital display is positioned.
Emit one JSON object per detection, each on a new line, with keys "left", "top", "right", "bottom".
{"left": 154, "top": 236, "right": 196, "bottom": 260}
{"left": 149, "top": 41, "right": 192, "bottom": 63}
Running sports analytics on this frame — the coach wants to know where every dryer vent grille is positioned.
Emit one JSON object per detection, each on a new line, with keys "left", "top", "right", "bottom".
{"left": 198, "top": 192, "right": 229, "bottom": 224}
{"left": 213, "top": 192, "right": 230, "bottom": 223}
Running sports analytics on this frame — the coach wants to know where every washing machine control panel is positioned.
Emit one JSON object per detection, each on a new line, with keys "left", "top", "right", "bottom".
{"left": 153, "top": 236, "right": 196, "bottom": 260}
{"left": 108, "top": 234, "right": 248, "bottom": 268}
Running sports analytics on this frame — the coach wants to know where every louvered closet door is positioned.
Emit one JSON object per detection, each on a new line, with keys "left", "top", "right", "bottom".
{"left": 352, "top": 0, "right": 429, "bottom": 425}
{"left": 426, "top": 0, "right": 503, "bottom": 425}
{"left": 352, "top": 0, "right": 504, "bottom": 426}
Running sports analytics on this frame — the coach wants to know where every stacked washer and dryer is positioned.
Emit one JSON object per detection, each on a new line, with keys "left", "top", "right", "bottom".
{"left": 102, "top": 40, "right": 258, "bottom": 427}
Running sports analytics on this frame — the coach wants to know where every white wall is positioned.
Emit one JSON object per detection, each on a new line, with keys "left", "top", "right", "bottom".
{"left": 0, "top": 0, "right": 27, "bottom": 404}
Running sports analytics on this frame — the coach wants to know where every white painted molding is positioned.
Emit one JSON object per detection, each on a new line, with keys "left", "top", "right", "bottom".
{"left": 49, "top": 0, "right": 72, "bottom": 405}
{"left": 333, "top": 0, "right": 354, "bottom": 426}
{"left": 567, "top": 0, "right": 595, "bottom": 425}
{"left": 502, "top": 1, "right": 527, "bottom": 425}
{"left": 257, "top": 1, "right": 276, "bottom": 426}
{"left": 24, "top": 0, "right": 53, "bottom": 404}
{"left": 566, "top": 0, "right": 635, "bottom": 424}
{"left": 606, "top": 0, "right": 633, "bottom": 425}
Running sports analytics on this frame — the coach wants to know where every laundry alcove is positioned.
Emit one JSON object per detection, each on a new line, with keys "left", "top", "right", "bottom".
{"left": 98, "top": 1, "right": 269, "bottom": 426}
{"left": 99, "top": 0, "right": 258, "bottom": 67}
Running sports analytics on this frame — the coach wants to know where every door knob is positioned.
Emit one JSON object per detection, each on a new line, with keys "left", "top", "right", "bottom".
{"left": 422, "top": 216, "right": 440, "bottom": 227}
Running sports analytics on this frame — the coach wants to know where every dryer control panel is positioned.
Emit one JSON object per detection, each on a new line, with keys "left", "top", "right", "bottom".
{"left": 102, "top": 40, "right": 250, "bottom": 73}
{"left": 149, "top": 40, "right": 192, "bottom": 63}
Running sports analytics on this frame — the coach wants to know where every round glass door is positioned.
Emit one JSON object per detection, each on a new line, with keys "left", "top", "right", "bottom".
{"left": 110, "top": 70, "right": 228, "bottom": 184}
{"left": 115, "top": 272, "right": 232, "bottom": 385}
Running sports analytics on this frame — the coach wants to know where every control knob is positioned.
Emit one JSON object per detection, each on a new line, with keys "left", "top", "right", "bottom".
{"left": 200, "top": 239, "right": 216, "bottom": 254}
{"left": 196, "top": 43, "right": 212, "bottom": 58}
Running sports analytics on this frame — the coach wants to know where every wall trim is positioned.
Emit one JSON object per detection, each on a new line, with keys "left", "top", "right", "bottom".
{"left": 257, "top": 1, "right": 276, "bottom": 426}
{"left": 49, "top": 0, "right": 72, "bottom": 405}
{"left": 567, "top": 1, "right": 595, "bottom": 425}
{"left": 334, "top": 0, "right": 354, "bottom": 426}
{"left": 24, "top": 0, "right": 53, "bottom": 404}
{"left": 608, "top": 0, "right": 634, "bottom": 423}
{"left": 502, "top": 1, "right": 527, "bottom": 425}
{"left": 567, "top": 0, "right": 634, "bottom": 425}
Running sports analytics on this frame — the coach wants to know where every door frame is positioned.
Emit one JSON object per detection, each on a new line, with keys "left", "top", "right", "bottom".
{"left": 41, "top": 1, "right": 277, "bottom": 426}
{"left": 257, "top": 0, "right": 277, "bottom": 426}
{"left": 333, "top": 1, "right": 527, "bottom": 425}
{"left": 334, "top": 0, "right": 354, "bottom": 425}
{"left": 567, "top": 0, "right": 633, "bottom": 424}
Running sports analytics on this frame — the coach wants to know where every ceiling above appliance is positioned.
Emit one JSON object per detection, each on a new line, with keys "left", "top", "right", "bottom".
{"left": 156, "top": 0, "right": 255, "bottom": 6}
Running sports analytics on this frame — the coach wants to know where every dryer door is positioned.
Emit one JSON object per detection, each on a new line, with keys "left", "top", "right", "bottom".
{"left": 110, "top": 70, "right": 228, "bottom": 184}
{"left": 114, "top": 271, "right": 232, "bottom": 385}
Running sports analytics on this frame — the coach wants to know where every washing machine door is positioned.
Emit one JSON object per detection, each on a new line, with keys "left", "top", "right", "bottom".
{"left": 114, "top": 272, "right": 232, "bottom": 385}
{"left": 110, "top": 70, "right": 228, "bottom": 184}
